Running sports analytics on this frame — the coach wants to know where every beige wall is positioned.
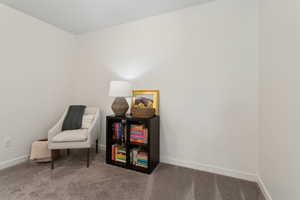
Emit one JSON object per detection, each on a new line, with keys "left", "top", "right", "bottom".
{"left": 2, "top": 1, "right": 298, "bottom": 198}
{"left": 0, "top": 4, "right": 76, "bottom": 168}
{"left": 73, "top": 0, "right": 259, "bottom": 178}
{"left": 259, "top": 0, "right": 300, "bottom": 199}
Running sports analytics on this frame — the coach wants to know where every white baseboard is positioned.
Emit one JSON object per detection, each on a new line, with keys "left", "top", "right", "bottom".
{"left": 99, "top": 144, "right": 106, "bottom": 151}
{"left": 99, "top": 144, "right": 256, "bottom": 181}
{"left": 159, "top": 156, "right": 271, "bottom": 200}
{"left": 160, "top": 156, "right": 258, "bottom": 182}
{"left": 257, "top": 176, "right": 272, "bottom": 200}
{"left": 0, "top": 155, "right": 28, "bottom": 170}
{"left": 0, "top": 152, "right": 271, "bottom": 200}
{"left": 92, "top": 144, "right": 272, "bottom": 200}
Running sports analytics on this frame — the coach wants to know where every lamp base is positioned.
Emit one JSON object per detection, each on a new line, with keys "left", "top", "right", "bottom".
{"left": 111, "top": 97, "right": 129, "bottom": 116}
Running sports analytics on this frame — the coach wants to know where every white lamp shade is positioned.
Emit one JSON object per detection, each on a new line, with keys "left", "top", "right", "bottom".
{"left": 109, "top": 81, "right": 132, "bottom": 97}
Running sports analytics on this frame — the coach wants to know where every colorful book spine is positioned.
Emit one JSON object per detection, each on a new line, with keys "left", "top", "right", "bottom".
{"left": 130, "top": 125, "right": 148, "bottom": 144}
{"left": 118, "top": 123, "right": 122, "bottom": 140}
{"left": 130, "top": 148, "right": 148, "bottom": 168}
{"left": 112, "top": 145, "right": 116, "bottom": 161}
{"left": 112, "top": 145, "right": 126, "bottom": 163}
{"left": 112, "top": 123, "right": 124, "bottom": 141}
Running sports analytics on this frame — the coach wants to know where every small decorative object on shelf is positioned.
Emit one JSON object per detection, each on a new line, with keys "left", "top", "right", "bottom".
{"left": 106, "top": 115, "right": 160, "bottom": 174}
{"left": 131, "top": 108, "right": 155, "bottom": 118}
{"left": 131, "top": 90, "right": 159, "bottom": 118}
{"left": 109, "top": 81, "right": 132, "bottom": 116}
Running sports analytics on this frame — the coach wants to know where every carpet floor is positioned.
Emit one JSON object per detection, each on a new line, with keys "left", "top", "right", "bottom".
{"left": 0, "top": 150, "right": 265, "bottom": 200}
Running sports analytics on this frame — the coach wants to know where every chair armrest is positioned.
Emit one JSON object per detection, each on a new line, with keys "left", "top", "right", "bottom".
{"left": 48, "top": 121, "right": 61, "bottom": 142}
{"left": 87, "top": 109, "right": 100, "bottom": 144}
{"left": 48, "top": 109, "right": 68, "bottom": 143}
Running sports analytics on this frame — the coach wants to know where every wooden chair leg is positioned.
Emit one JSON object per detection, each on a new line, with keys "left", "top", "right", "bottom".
{"left": 51, "top": 150, "right": 54, "bottom": 170}
{"left": 96, "top": 139, "right": 99, "bottom": 154}
{"left": 87, "top": 148, "right": 90, "bottom": 168}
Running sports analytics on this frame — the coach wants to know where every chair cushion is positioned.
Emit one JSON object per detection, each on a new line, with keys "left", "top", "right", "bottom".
{"left": 52, "top": 129, "right": 88, "bottom": 143}
{"left": 81, "top": 114, "right": 95, "bottom": 129}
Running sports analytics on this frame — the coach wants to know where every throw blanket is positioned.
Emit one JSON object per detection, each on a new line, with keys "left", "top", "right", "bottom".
{"left": 62, "top": 105, "right": 86, "bottom": 131}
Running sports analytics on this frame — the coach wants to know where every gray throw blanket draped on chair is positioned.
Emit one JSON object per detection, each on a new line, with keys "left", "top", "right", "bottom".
{"left": 62, "top": 105, "right": 86, "bottom": 131}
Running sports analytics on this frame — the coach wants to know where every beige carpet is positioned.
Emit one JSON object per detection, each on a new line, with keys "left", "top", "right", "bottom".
{"left": 0, "top": 150, "right": 265, "bottom": 200}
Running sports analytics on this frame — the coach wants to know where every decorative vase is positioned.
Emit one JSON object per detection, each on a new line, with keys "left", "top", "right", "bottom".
{"left": 111, "top": 97, "right": 129, "bottom": 116}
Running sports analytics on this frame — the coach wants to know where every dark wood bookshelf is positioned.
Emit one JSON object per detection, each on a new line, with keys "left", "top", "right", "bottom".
{"left": 106, "top": 115, "right": 160, "bottom": 174}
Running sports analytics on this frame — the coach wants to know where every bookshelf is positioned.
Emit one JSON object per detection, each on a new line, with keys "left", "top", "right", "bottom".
{"left": 106, "top": 115, "right": 160, "bottom": 174}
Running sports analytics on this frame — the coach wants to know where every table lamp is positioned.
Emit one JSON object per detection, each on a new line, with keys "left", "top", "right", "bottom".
{"left": 109, "top": 81, "right": 132, "bottom": 116}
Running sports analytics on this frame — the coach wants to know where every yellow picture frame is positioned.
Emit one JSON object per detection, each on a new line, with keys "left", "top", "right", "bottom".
{"left": 132, "top": 90, "right": 160, "bottom": 115}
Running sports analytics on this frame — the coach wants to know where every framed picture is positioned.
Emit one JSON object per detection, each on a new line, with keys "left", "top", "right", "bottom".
{"left": 132, "top": 90, "right": 160, "bottom": 115}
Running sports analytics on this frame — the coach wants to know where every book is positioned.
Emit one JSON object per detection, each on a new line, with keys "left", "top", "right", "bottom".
{"left": 130, "top": 148, "right": 148, "bottom": 168}
{"left": 112, "top": 144, "right": 126, "bottom": 163}
{"left": 112, "top": 122, "right": 125, "bottom": 141}
{"left": 112, "top": 144, "right": 116, "bottom": 161}
{"left": 130, "top": 124, "right": 148, "bottom": 144}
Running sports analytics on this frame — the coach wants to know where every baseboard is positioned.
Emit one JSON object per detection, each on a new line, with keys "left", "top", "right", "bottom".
{"left": 0, "top": 155, "right": 28, "bottom": 170}
{"left": 99, "top": 144, "right": 106, "bottom": 151}
{"left": 257, "top": 176, "right": 272, "bottom": 200}
{"left": 98, "top": 144, "right": 269, "bottom": 200}
{"left": 160, "top": 156, "right": 258, "bottom": 182}
{"left": 2, "top": 147, "right": 271, "bottom": 200}
{"left": 162, "top": 157, "right": 272, "bottom": 200}
{"left": 99, "top": 144, "right": 256, "bottom": 181}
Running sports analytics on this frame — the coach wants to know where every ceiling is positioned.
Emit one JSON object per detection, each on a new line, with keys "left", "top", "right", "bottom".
{"left": 0, "top": 0, "right": 210, "bottom": 34}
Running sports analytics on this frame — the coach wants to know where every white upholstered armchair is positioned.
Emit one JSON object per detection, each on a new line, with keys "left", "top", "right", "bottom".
{"left": 48, "top": 107, "right": 100, "bottom": 169}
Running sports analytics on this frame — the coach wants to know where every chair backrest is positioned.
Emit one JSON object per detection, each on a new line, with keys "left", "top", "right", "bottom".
{"left": 84, "top": 107, "right": 99, "bottom": 115}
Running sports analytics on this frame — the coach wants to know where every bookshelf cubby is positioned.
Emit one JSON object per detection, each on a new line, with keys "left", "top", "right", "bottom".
{"left": 106, "top": 115, "right": 160, "bottom": 174}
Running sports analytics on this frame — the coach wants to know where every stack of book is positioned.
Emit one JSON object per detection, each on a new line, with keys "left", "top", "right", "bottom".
{"left": 130, "top": 148, "right": 148, "bottom": 168}
{"left": 112, "top": 144, "right": 126, "bottom": 163}
{"left": 112, "top": 123, "right": 123, "bottom": 141}
{"left": 130, "top": 125, "right": 148, "bottom": 144}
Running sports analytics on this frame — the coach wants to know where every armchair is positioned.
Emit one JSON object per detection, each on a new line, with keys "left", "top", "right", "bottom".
{"left": 48, "top": 107, "right": 100, "bottom": 169}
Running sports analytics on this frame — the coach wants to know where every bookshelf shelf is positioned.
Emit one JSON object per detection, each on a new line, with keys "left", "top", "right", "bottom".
{"left": 106, "top": 115, "right": 160, "bottom": 174}
{"left": 111, "top": 160, "right": 126, "bottom": 167}
{"left": 127, "top": 143, "right": 149, "bottom": 148}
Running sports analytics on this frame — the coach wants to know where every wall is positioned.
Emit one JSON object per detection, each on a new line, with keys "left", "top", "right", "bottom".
{"left": 0, "top": 4, "right": 76, "bottom": 168}
{"left": 74, "top": 0, "right": 259, "bottom": 178}
{"left": 259, "top": 0, "right": 300, "bottom": 199}
{"left": 2, "top": 0, "right": 298, "bottom": 198}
